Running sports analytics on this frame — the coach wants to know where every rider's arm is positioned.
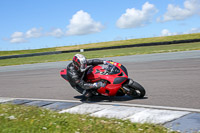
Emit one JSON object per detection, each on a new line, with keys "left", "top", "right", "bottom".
{"left": 87, "top": 59, "right": 106, "bottom": 66}
{"left": 75, "top": 78, "right": 105, "bottom": 90}
{"left": 74, "top": 76, "right": 98, "bottom": 90}
{"left": 69, "top": 67, "right": 98, "bottom": 90}
{"left": 67, "top": 63, "right": 104, "bottom": 90}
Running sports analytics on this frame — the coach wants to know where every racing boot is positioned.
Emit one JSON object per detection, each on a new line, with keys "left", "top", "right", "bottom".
{"left": 83, "top": 90, "right": 93, "bottom": 98}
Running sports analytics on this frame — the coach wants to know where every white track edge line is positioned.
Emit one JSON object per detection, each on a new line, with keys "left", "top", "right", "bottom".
{"left": 0, "top": 97, "right": 82, "bottom": 103}
{"left": 1, "top": 97, "right": 200, "bottom": 113}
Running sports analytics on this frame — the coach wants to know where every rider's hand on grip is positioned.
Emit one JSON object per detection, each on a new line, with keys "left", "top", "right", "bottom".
{"left": 94, "top": 81, "right": 106, "bottom": 88}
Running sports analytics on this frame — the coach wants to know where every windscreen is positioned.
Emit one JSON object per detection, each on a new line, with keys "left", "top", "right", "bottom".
{"left": 103, "top": 62, "right": 120, "bottom": 75}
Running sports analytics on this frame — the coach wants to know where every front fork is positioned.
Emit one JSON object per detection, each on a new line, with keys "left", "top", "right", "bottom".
{"left": 120, "top": 86, "right": 131, "bottom": 95}
{"left": 121, "top": 78, "right": 135, "bottom": 95}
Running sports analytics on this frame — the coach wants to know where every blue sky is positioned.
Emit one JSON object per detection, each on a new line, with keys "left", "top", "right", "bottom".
{"left": 0, "top": 0, "right": 200, "bottom": 51}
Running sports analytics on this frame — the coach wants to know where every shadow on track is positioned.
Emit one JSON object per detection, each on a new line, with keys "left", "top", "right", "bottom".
{"left": 74, "top": 95, "right": 148, "bottom": 102}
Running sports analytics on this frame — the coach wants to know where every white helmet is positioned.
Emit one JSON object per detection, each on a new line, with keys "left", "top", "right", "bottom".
{"left": 72, "top": 54, "right": 87, "bottom": 72}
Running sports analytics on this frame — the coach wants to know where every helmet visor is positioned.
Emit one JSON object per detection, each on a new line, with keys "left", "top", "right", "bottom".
{"left": 80, "top": 61, "right": 87, "bottom": 72}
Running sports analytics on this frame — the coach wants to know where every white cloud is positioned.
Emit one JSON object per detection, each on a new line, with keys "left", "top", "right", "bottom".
{"left": 9, "top": 32, "right": 27, "bottom": 43}
{"left": 160, "top": 27, "right": 200, "bottom": 36}
{"left": 161, "top": 29, "right": 171, "bottom": 36}
{"left": 116, "top": 2, "right": 158, "bottom": 29}
{"left": 160, "top": 29, "right": 178, "bottom": 36}
{"left": 66, "top": 10, "right": 104, "bottom": 36}
{"left": 6, "top": 10, "right": 104, "bottom": 44}
{"left": 159, "top": 0, "right": 200, "bottom": 22}
{"left": 8, "top": 28, "right": 43, "bottom": 43}
{"left": 10, "top": 37, "right": 27, "bottom": 43}
{"left": 187, "top": 27, "right": 200, "bottom": 33}
{"left": 46, "top": 28, "right": 64, "bottom": 38}
{"left": 7, "top": 28, "right": 65, "bottom": 44}
{"left": 11, "top": 32, "right": 23, "bottom": 38}
{"left": 26, "top": 28, "right": 43, "bottom": 38}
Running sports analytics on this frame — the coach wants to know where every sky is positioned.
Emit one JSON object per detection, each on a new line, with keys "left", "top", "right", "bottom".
{"left": 0, "top": 0, "right": 200, "bottom": 51}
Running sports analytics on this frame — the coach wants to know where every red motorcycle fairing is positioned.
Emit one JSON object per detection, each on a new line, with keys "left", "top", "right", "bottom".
{"left": 60, "top": 69, "right": 69, "bottom": 81}
{"left": 86, "top": 61, "right": 128, "bottom": 96}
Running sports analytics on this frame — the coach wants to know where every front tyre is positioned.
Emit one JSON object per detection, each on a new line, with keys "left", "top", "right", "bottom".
{"left": 125, "top": 79, "right": 146, "bottom": 98}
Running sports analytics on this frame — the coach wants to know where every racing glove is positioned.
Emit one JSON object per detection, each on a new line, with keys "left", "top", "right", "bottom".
{"left": 93, "top": 81, "right": 106, "bottom": 88}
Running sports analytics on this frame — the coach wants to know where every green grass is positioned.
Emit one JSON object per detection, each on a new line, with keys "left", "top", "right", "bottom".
{"left": 0, "top": 47, "right": 57, "bottom": 56}
{"left": 0, "top": 33, "right": 200, "bottom": 56}
{"left": 0, "top": 41, "right": 200, "bottom": 66}
{"left": 0, "top": 104, "right": 175, "bottom": 133}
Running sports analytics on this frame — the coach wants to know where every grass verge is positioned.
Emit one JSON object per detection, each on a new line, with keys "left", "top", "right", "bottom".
{"left": 0, "top": 104, "right": 175, "bottom": 133}
{"left": 0, "top": 42, "right": 200, "bottom": 66}
{"left": 0, "top": 33, "right": 200, "bottom": 56}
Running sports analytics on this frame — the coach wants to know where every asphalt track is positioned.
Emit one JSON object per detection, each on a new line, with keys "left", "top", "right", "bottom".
{"left": 0, "top": 50, "right": 200, "bottom": 109}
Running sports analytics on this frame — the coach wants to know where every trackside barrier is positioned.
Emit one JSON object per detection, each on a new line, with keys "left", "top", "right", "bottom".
{"left": 1, "top": 38, "right": 200, "bottom": 60}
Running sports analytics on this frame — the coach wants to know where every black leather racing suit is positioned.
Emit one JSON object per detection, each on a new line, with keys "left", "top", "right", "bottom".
{"left": 66, "top": 59, "right": 104, "bottom": 94}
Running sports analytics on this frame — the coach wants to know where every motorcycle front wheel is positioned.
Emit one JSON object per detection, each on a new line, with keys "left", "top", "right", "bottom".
{"left": 125, "top": 80, "right": 146, "bottom": 98}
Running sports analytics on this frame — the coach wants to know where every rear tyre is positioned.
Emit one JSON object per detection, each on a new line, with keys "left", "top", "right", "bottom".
{"left": 126, "top": 79, "right": 146, "bottom": 98}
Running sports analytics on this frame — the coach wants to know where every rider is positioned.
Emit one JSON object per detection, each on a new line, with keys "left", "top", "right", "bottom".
{"left": 66, "top": 54, "right": 106, "bottom": 98}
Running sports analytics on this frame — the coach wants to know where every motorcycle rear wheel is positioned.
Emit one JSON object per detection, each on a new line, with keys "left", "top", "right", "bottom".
{"left": 127, "top": 81, "right": 146, "bottom": 98}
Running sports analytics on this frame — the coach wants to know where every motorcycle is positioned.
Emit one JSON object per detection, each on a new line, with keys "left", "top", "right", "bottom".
{"left": 60, "top": 61, "right": 146, "bottom": 98}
